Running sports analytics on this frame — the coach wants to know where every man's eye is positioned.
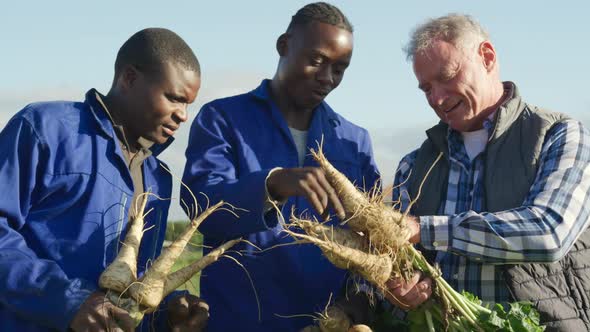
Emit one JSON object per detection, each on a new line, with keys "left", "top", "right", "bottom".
{"left": 166, "top": 94, "right": 180, "bottom": 103}
{"left": 311, "top": 58, "right": 323, "bottom": 66}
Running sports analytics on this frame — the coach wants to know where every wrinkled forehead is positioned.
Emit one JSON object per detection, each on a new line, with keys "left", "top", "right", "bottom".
{"left": 413, "top": 33, "right": 480, "bottom": 60}
{"left": 412, "top": 40, "right": 466, "bottom": 83}
{"left": 413, "top": 40, "right": 455, "bottom": 66}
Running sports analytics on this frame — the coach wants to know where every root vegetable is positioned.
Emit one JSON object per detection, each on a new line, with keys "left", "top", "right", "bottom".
{"left": 347, "top": 324, "right": 372, "bottom": 332}
{"left": 98, "top": 194, "right": 239, "bottom": 327}
{"left": 310, "top": 148, "right": 410, "bottom": 252}
{"left": 319, "top": 306, "right": 351, "bottom": 332}
{"left": 163, "top": 238, "right": 240, "bottom": 295}
{"left": 128, "top": 201, "right": 225, "bottom": 308}
{"left": 298, "top": 147, "right": 546, "bottom": 332}
{"left": 290, "top": 217, "right": 369, "bottom": 253}
{"left": 99, "top": 193, "right": 149, "bottom": 293}
{"left": 284, "top": 227, "right": 392, "bottom": 290}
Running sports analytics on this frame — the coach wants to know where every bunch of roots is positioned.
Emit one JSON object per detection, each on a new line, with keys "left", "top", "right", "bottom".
{"left": 99, "top": 192, "right": 240, "bottom": 327}
{"left": 283, "top": 148, "right": 416, "bottom": 294}
{"left": 285, "top": 148, "right": 544, "bottom": 332}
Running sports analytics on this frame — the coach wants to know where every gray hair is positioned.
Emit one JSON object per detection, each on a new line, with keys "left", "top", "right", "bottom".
{"left": 404, "top": 13, "right": 490, "bottom": 61}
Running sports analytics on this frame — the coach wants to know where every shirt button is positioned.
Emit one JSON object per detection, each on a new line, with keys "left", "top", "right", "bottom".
{"left": 433, "top": 241, "right": 439, "bottom": 247}
{"left": 453, "top": 274, "right": 459, "bottom": 279}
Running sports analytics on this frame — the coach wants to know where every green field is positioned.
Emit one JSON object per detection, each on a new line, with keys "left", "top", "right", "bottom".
{"left": 165, "top": 221, "right": 203, "bottom": 296}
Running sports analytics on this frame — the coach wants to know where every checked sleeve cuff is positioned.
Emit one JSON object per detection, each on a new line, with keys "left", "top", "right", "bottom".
{"left": 419, "top": 215, "right": 451, "bottom": 251}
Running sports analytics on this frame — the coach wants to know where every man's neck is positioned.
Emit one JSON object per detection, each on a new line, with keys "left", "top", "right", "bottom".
{"left": 484, "top": 81, "right": 508, "bottom": 117}
{"left": 269, "top": 79, "right": 314, "bottom": 131}
{"left": 467, "top": 81, "right": 507, "bottom": 131}
{"left": 98, "top": 92, "right": 140, "bottom": 154}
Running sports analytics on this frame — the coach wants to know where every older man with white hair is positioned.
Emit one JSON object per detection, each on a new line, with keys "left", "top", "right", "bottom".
{"left": 388, "top": 13, "right": 590, "bottom": 331}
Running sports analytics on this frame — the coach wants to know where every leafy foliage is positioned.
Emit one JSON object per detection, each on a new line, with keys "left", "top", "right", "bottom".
{"left": 370, "top": 292, "right": 545, "bottom": 332}
{"left": 478, "top": 301, "right": 544, "bottom": 332}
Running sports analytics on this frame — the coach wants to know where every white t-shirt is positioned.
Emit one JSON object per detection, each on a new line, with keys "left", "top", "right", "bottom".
{"left": 263, "top": 127, "right": 308, "bottom": 212}
{"left": 289, "top": 127, "right": 308, "bottom": 167}
{"left": 461, "top": 128, "right": 488, "bottom": 161}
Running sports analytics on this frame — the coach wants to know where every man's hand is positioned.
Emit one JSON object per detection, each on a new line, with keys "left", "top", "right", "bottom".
{"left": 266, "top": 167, "right": 345, "bottom": 219}
{"left": 167, "top": 294, "right": 209, "bottom": 332}
{"left": 69, "top": 291, "right": 135, "bottom": 332}
{"left": 384, "top": 272, "right": 432, "bottom": 310}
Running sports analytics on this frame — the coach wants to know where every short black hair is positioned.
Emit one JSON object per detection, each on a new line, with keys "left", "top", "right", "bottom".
{"left": 114, "top": 28, "right": 200, "bottom": 78}
{"left": 287, "top": 2, "right": 353, "bottom": 33}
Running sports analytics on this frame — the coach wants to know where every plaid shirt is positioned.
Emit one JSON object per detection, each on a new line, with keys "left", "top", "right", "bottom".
{"left": 393, "top": 117, "right": 590, "bottom": 304}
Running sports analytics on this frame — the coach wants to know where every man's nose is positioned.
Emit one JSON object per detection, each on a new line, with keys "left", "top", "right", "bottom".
{"left": 428, "top": 86, "right": 446, "bottom": 108}
{"left": 175, "top": 105, "right": 188, "bottom": 123}
{"left": 316, "top": 65, "right": 334, "bottom": 85}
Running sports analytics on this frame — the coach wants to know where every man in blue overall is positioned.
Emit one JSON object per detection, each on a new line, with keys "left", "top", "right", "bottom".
{"left": 181, "top": 2, "right": 380, "bottom": 331}
{"left": 0, "top": 28, "right": 205, "bottom": 331}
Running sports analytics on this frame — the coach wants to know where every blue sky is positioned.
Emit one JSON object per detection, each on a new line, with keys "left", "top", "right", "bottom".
{"left": 1, "top": 1, "right": 589, "bottom": 220}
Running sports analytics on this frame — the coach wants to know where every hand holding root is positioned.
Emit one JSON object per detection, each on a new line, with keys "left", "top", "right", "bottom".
{"left": 69, "top": 291, "right": 135, "bottom": 332}
{"left": 266, "top": 167, "right": 346, "bottom": 219}
{"left": 98, "top": 190, "right": 239, "bottom": 328}
{"left": 167, "top": 294, "right": 209, "bottom": 332}
{"left": 290, "top": 147, "right": 546, "bottom": 331}
{"left": 384, "top": 272, "right": 433, "bottom": 310}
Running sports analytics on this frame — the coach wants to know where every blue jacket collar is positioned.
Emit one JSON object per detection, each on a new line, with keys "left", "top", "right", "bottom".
{"left": 250, "top": 79, "right": 273, "bottom": 101}
{"left": 84, "top": 89, "right": 173, "bottom": 156}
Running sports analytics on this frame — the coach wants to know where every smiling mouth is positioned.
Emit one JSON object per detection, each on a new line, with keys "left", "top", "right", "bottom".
{"left": 445, "top": 101, "right": 462, "bottom": 114}
{"left": 163, "top": 125, "right": 177, "bottom": 136}
{"left": 312, "top": 89, "right": 330, "bottom": 98}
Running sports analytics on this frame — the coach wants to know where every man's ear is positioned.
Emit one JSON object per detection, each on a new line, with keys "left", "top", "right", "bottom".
{"left": 118, "top": 65, "right": 139, "bottom": 90}
{"left": 276, "top": 33, "right": 289, "bottom": 56}
{"left": 479, "top": 41, "right": 497, "bottom": 72}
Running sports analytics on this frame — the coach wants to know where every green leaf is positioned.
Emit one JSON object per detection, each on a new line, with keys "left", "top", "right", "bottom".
{"left": 461, "top": 290, "right": 483, "bottom": 306}
{"left": 478, "top": 310, "right": 507, "bottom": 330}
{"left": 504, "top": 301, "right": 546, "bottom": 332}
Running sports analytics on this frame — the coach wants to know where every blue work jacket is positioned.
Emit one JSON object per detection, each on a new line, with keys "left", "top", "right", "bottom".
{"left": 0, "top": 90, "right": 172, "bottom": 331}
{"left": 181, "top": 80, "right": 380, "bottom": 332}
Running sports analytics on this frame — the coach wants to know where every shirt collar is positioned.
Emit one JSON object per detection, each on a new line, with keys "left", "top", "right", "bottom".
{"left": 250, "top": 79, "right": 273, "bottom": 101}
{"left": 94, "top": 91, "right": 154, "bottom": 152}
{"left": 487, "top": 81, "right": 525, "bottom": 142}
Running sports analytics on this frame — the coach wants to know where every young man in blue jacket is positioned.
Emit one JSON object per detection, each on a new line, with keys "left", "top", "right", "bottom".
{"left": 0, "top": 28, "right": 205, "bottom": 331}
{"left": 181, "top": 3, "right": 380, "bottom": 331}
